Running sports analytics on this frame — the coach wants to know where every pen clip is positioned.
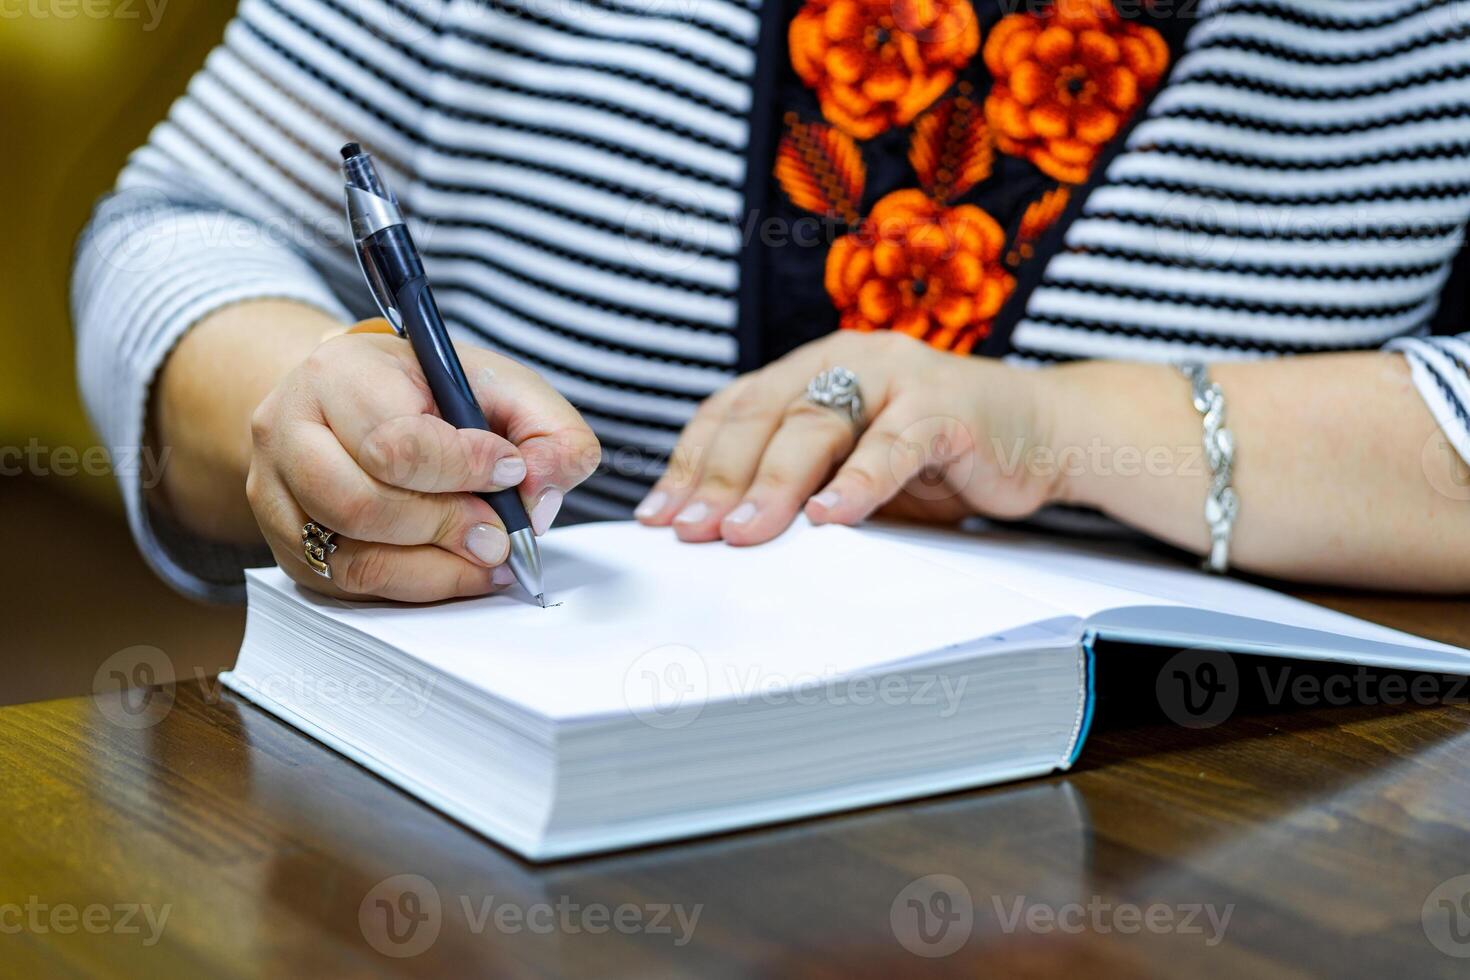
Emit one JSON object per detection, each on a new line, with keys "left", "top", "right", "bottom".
{"left": 344, "top": 185, "right": 408, "bottom": 337}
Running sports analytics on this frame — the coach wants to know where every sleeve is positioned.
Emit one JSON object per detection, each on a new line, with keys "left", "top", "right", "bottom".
{"left": 1383, "top": 222, "right": 1470, "bottom": 467}
{"left": 70, "top": 0, "right": 438, "bottom": 601}
{"left": 1384, "top": 332, "right": 1470, "bottom": 468}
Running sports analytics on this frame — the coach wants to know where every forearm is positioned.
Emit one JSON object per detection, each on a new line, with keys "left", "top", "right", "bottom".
{"left": 1039, "top": 353, "right": 1470, "bottom": 592}
{"left": 152, "top": 299, "right": 344, "bottom": 544}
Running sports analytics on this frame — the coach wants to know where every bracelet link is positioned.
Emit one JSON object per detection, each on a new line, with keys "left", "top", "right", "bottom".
{"left": 1178, "top": 362, "right": 1238, "bottom": 574}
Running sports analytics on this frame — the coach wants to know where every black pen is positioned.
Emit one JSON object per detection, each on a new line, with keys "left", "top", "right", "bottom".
{"left": 341, "top": 142, "right": 545, "bottom": 606}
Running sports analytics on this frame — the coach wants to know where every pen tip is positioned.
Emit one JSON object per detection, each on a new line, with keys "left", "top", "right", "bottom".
{"left": 536, "top": 594, "right": 547, "bottom": 608}
{"left": 341, "top": 142, "right": 361, "bottom": 160}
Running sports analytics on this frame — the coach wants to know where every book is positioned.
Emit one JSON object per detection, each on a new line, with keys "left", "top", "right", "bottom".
{"left": 222, "top": 519, "right": 1470, "bottom": 860}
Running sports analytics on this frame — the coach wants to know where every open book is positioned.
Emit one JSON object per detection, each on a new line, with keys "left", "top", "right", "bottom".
{"left": 222, "top": 520, "right": 1470, "bottom": 860}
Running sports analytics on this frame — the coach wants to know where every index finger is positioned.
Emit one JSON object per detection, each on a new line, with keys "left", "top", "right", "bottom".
{"left": 308, "top": 334, "right": 527, "bottom": 494}
{"left": 458, "top": 345, "right": 603, "bottom": 512}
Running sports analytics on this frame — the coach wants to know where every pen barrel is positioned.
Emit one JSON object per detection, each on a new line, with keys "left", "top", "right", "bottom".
{"left": 395, "top": 276, "right": 481, "bottom": 429}
{"left": 344, "top": 152, "right": 539, "bottom": 546}
{"left": 393, "top": 274, "right": 535, "bottom": 535}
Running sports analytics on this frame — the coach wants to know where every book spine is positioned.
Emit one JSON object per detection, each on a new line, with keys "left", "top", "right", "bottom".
{"left": 1063, "top": 633, "right": 1099, "bottom": 768}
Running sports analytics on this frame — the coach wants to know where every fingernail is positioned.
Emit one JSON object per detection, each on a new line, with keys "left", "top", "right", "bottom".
{"left": 810, "top": 490, "right": 841, "bottom": 512}
{"left": 466, "top": 523, "right": 509, "bottom": 565}
{"left": 492, "top": 563, "right": 516, "bottom": 587}
{"left": 531, "top": 488, "right": 563, "bottom": 536}
{"left": 674, "top": 501, "right": 709, "bottom": 525}
{"left": 724, "top": 501, "right": 757, "bottom": 526}
{"left": 492, "top": 456, "right": 527, "bottom": 488}
{"left": 634, "top": 490, "right": 668, "bottom": 520}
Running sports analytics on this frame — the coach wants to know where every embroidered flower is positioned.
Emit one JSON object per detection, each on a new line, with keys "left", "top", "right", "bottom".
{"left": 1008, "top": 185, "right": 1070, "bottom": 265}
{"left": 983, "top": 0, "right": 1168, "bottom": 183}
{"left": 825, "top": 189, "right": 1014, "bottom": 353}
{"left": 789, "top": 0, "right": 981, "bottom": 140}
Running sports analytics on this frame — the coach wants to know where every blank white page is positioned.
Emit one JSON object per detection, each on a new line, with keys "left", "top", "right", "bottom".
{"left": 867, "top": 521, "right": 1468, "bottom": 662}
{"left": 863, "top": 522, "right": 1178, "bottom": 617}
{"left": 248, "top": 520, "right": 1068, "bottom": 721}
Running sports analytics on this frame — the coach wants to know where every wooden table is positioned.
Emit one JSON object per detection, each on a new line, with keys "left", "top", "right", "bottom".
{"left": 3, "top": 593, "right": 1470, "bottom": 978}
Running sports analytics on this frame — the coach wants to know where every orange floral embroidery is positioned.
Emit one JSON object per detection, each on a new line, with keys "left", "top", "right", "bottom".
{"left": 983, "top": 0, "right": 1168, "bottom": 184}
{"left": 825, "top": 189, "right": 1014, "bottom": 353}
{"left": 908, "top": 85, "right": 993, "bottom": 202}
{"left": 1008, "top": 185, "right": 1070, "bottom": 264}
{"left": 789, "top": 0, "right": 981, "bottom": 139}
{"left": 774, "top": 113, "right": 867, "bottom": 225}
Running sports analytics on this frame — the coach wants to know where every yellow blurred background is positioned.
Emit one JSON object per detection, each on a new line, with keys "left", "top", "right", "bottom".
{"left": 2, "top": 0, "right": 234, "bottom": 504}
{"left": 4, "top": 1, "right": 246, "bottom": 706}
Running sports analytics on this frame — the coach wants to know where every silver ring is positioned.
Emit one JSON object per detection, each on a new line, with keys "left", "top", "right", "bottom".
{"left": 302, "top": 522, "right": 338, "bottom": 580}
{"left": 805, "top": 366, "right": 864, "bottom": 426}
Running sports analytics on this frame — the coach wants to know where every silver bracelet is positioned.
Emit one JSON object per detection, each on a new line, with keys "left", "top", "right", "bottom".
{"left": 1177, "top": 362, "right": 1237, "bottom": 574}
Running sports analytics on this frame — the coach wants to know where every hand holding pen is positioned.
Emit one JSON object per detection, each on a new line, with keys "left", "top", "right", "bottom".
{"left": 334, "top": 142, "right": 604, "bottom": 605}
{"left": 341, "top": 142, "right": 553, "bottom": 604}
{"left": 226, "top": 150, "right": 598, "bottom": 605}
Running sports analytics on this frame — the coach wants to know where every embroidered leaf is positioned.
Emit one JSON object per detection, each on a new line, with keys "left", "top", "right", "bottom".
{"left": 775, "top": 113, "right": 866, "bottom": 226}
{"left": 909, "top": 86, "right": 993, "bottom": 204}
{"left": 1007, "top": 185, "right": 1070, "bottom": 266}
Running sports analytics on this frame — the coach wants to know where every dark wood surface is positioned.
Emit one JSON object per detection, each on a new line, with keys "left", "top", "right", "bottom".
{"left": 3, "top": 476, "right": 244, "bottom": 708}
{"left": 3, "top": 596, "right": 1470, "bottom": 978}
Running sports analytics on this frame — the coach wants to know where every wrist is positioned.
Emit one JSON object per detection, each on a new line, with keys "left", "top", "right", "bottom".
{"left": 1032, "top": 359, "right": 1217, "bottom": 557}
{"left": 1031, "top": 360, "right": 1198, "bottom": 512}
{"left": 153, "top": 299, "right": 343, "bottom": 542}
{"left": 1029, "top": 361, "right": 1094, "bottom": 508}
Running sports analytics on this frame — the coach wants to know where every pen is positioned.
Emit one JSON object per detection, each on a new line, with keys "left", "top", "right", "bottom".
{"left": 341, "top": 142, "right": 546, "bottom": 606}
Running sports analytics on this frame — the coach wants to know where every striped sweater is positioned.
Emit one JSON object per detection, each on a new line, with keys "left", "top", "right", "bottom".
{"left": 72, "top": 0, "right": 1470, "bottom": 601}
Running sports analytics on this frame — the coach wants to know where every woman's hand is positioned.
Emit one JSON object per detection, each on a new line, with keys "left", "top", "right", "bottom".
{"left": 635, "top": 331, "right": 1058, "bottom": 544}
{"left": 245, "top": 328, "right": 599, "bottom": 601}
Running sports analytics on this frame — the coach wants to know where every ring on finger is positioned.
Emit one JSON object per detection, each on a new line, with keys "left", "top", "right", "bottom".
{"left": 301, "top": 521, "right": 339, "bottom": 579}
{"left": 805, "top": 366, "right": 864, "bottom": 427}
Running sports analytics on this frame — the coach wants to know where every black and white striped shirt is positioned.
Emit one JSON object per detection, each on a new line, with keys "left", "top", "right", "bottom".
{"left": 72, "top": 0, "right": 1470, "bottom": 600}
